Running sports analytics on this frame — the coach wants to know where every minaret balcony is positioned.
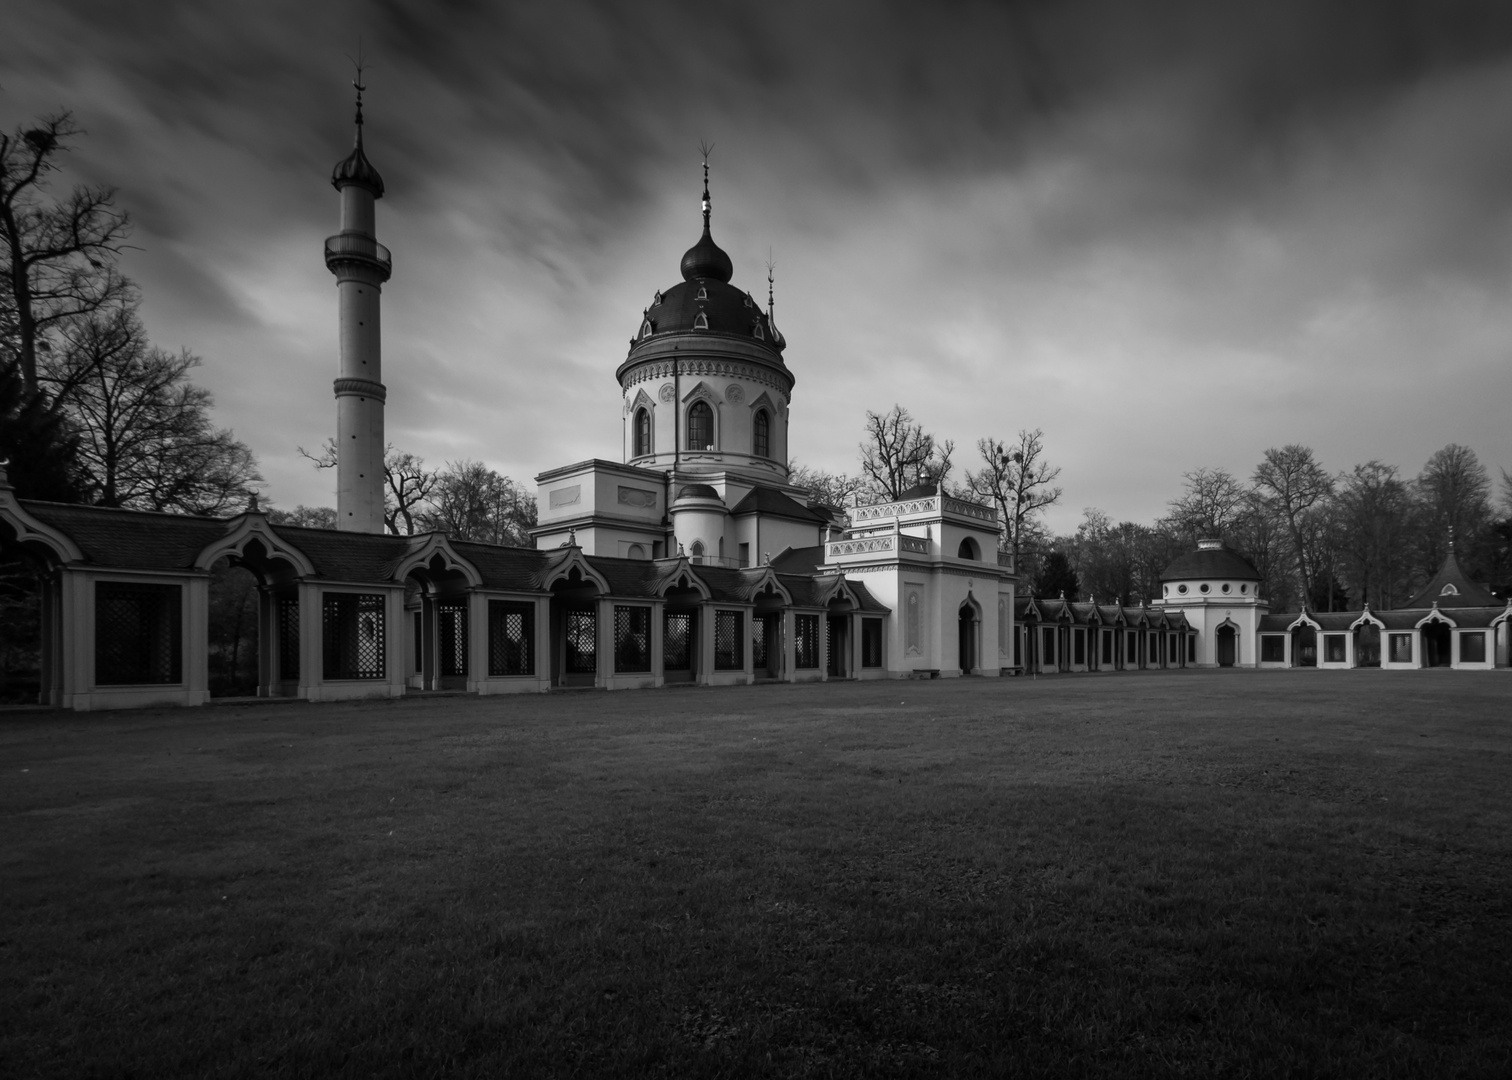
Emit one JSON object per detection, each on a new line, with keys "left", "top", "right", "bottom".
{"left": 324, "top": 231, "right": 392, "bottom": 276}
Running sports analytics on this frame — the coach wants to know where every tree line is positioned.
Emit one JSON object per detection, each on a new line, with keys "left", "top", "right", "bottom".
{"left": 1044, "top": 445, "right": 1512, "bottom": 612}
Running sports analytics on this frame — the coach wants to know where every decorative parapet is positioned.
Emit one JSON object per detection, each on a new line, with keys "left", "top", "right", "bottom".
{"left": 851, "top": 495, "right": 998, "bottom": 525}
{"left": 826, "top": 535, "right": 932, "bottom": 559}
{"left": 997, "top": 550, "right": 1013, "bottom": 569}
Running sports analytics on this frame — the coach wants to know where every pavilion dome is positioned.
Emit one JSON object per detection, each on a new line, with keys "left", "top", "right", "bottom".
{"left": 1161, "top": 539, "right": 1261, "bottom": 582}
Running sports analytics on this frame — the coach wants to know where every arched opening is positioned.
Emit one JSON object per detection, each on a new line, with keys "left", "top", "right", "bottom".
{"left": 1291, "top": 624, "right": 1317, "bottom": 668}
{"left": 634, "top": 407, "right": 651, "bottom": 457}
{"left": 406, "top": 552, "right": 473, "bottom": 691}
{"left": 689, "top": 539, "right": 706, "bottom": 565}
{"left": 687, "top": 400, "right": 714, "bottom": 451}
{"left": 662, "top": 575, "right": 702, "bottom": 684}
{"left": 958, "top": 602, "right": 979, "bottom": 674}
{"left": 753, "top": 409, "right": 770, "bottom": 458}
{"left": 0, "top": 525, "right": 59, "bottom": 704}
{"left": 827, "top": 593, "right": 856, "bottom": 678}
{"left": 1354, "top": 623, "right": 1381, "bottom": 667}
{"left": 1216, "top": 624, "right": 1237, "bottom": 667}
{"left": 752, "top": 583, "right": 784, "bottom": 679}
{"left": 1422, "top": 620, "right": 1452, "bottom": 667}
{"left": 957, "top": 537, "right": 980, "bottom": 560}
{"left": 549, "top": 567, "right": 600, "bottom": 687}
{"left": 208, "top": 558, "right": 260, "bottom": 697}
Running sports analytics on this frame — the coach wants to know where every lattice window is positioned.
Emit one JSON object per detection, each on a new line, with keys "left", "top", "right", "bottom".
{"left": 794, "top": 614, "right": 819, "bottom": 669}
{"left": 322, "top": 592, "right": 385, "bottom": 680}
{"left": 714, "top": 610, "right": 743, "bottom": 670}
{"left": 664, "top": 611, "right": 693, "bottom": 670}
{"left": 95, "top": 582, "right": 182, "bottom": 685}
{"left": 614, "top": 606, "right": 651, "bottom": 672}
{"left": 488, "top": 601, "right": 533, "bottom": 677}
{"left": 753, "top": 409, "right": 770, "bottom": 458}
{"left": 278, "top": 596, "right": 300, "bottom": 680}
{"left": 862, "top": 618, "right": 882, "bottom": 668}
{"left": 438, "top": 600, "right": 469, "bottom": 677}
{"left": 751, "top": 614, "right": 768, "bottom": 669}
{"left": 564, "top": 607, "right": 597, "bottom": 674}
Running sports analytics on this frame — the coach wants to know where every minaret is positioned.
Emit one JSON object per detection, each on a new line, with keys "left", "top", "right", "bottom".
{"left": 325, "top": 70, "right": 390, "bottom": 533}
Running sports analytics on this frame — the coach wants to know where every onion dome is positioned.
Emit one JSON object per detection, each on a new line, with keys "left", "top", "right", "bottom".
{"left": 331, "top": 86, "right": 384, "bottom": 197}
{"left": 680, "top": 226, "right": 733, "bottom": 283}
{"left": 1161, "top": 538, "right": 1261, "bottom": 582}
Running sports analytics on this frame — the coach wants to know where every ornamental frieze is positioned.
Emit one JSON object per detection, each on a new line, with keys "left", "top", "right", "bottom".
{"left": 623, "top": 358, "right": 792, "bottom": 398}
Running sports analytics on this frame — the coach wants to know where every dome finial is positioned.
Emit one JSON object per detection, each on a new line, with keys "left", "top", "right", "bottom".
{"left": 347, "top": 41, "right": 370, "bottom": 147}
{"left": 698, "top": 139, "right": 714, "bottom": 229}
{"left": 766, "top": 249, "right": 775, "bottom": 317}
{"left": 332, "top": 44, "right": 385, "bottom": 197}
{"left": 679, "top": 142, "right": 732, "bottom": 282}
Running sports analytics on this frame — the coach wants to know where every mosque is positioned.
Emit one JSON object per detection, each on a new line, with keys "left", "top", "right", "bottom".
{"left": 1, "top": 94, "right": 1508, "bottom": 709}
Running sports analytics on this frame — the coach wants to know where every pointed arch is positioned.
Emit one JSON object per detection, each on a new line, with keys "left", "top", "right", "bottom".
{"left": 539, "top": 548, "right": 611, "bottom": 593}
{"left": 0, "top": 492, "right": 84, "bottom": 566}
{"left": 391, "top": 533, "right": 483, "bottom": 588}
{"left": 195, "top": 514, "right": 317, "bottom": 577}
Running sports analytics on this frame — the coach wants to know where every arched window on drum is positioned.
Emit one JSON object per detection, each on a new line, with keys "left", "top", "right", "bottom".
{"left": 753, "top": 408, "right": 770, "bottom": 458}
{"left": 634, "top": 407, "right": 651, "bottom": 457}
{"left": 687, "top": 401, "right": 713, "bottom": 451}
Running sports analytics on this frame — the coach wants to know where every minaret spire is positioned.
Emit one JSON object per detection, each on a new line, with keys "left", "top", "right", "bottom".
{"left": 699, "top": 139, "right": 714, "bottom": 231}
{"left": 326, "top": 58, "right": 391, "bottom": 533}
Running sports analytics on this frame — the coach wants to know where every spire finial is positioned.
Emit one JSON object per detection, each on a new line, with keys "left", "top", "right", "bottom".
{"left": 698, "top": 140, "right": 714, "bottom": 229}
{"left": 766, "top": 249, "right": 776, "bottom": 318}
{"left": 346, "top": 41, "right": 370, "bottom": 145}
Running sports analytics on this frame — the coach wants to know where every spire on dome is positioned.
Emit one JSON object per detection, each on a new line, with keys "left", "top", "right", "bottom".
{"left": 679, "top": 142, "right": 732, "bottom": 282}
{"left": 331, "top": 50, "right": 385, "bottom": 197}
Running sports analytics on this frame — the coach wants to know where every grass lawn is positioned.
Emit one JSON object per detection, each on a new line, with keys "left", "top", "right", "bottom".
{"left": 3, "top": 670, "right": 1510, "bottom": 1078}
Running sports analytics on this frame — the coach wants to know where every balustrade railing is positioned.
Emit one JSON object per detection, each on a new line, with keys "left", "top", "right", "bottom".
{"left": 324, "top": 231, "right": 392, "bottom": 273}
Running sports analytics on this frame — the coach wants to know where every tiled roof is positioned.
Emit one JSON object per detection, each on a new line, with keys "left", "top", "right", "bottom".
{"left": 22, "top": 501, "right": 228, "bottom": 570}
{"left": 450, "top": 541, "right": 551, "bottom": 592}
{"left": 268, "top": 524, "right": 407, "bottom": 583}
{"left": 1162, "top": 543, "right": 1261, "bottom": 582}
{"left": 1403, "top": 549, "right": 1499, "bottom": 608}
{"left": 770, "top": 545, "right": 826, "bottom": 575}
{"left": 728, "top": 486, "right": 828, "bottom": 524}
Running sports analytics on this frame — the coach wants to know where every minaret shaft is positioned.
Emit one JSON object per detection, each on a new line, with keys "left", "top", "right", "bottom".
{"left": 326, "top": 97, "right": 390, "bottom": 534}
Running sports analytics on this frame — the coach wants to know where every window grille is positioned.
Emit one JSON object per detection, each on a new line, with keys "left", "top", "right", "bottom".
{"left": 664, "top": 612, "right": 693, "bottom": 670}
{"left": 905, "top": 590, "right": 921, "bottom": 654}
{"left": 322, "top": 592, "right": 386, "bottom": 680}
{"left": 564, "top": 607, "right": 597, "bottom": 674}
{"left": 751, "top": 614, "right": 769, "bottom": 669}
{"left": 753, "top": 409, "right": 770, "bottom": 458}
{"left": 794, "top": 614, "right": 820, "bottom": 669}
{"left": 634, "top": 408, "right": 651, "bottom": 456}
{"left": 1324, "top": 634, "right": 1346, "bottom": 664}
{"left": 862, "top": 618, "right": 882, "bottom": 667}
{"left": 714, "top": 610, "right": 743, "bottom": 670}
{"left": 614, "top": 606, "right": 651, "bottom": 672}
{"left": 95, "top": 582, "right": 182, "bottom": 685}
{"left": 438, "top": 600, "right": 468, "bottom": 677}
{"left": 1389, "top": 633, "right": 1412, "bottom": 663}
{"left": 488, "top": 601, "right": 534, "bottom": 676}
{"left": 1461, "top": 631, "right": 1486, "bottom": 663}
{"left": 687, "top": 401, "right": 713, "bottom": 450}
{"left": 278, "top": 596, "right": 300, "bottom": 680}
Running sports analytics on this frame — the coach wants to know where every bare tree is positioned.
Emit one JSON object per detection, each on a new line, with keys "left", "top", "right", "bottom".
{"left": 964, "top": 429, "right": 1061, "bottom": 571}
{"left": 1252, "top": 445, "right": 1334, "bottom": 606}
{"left": 1, "top": 112, "right": 134, "bottom": 394}
{"left": 858, "top": 405, "right": 953, "bottom": 500}
{"left": 418, "top": 460, "right": 537, "bottom": 546}
{"left": 1335, "top": 461, "right": 1412, "bottom": 609}
{"left": 299, "top": 438, "right": 438, "bottom": 536}
{"left": 44, "top": 307, "right": 260, "bottom": 515}
{"left": 1413, "top": 443, "right": 1492, "bottom": 575}
{"left": 265, "top": 505, "right": 337, "bottom": 530}
{"left": 787, "top": 462, "right": 865, "bottom": 509}
{"left": 1166, "top": 467, "right": 1249, "bottom": 541}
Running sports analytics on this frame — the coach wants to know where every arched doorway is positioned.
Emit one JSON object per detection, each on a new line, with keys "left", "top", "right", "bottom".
{"left": 549, "top": 568, "right": 601, "bottom": 687}
{"left": 1291, "top": 625, "right": 1317, "bottom": 667}
{"left": 1354, "top": 623, "right": 1381, "bottom": 667}
{"left": 1422, "top": 620, "right": 1452, "bottom": 667}
{"left": 1216, "top": 624, "right": 1237, "bottom": 667}
{"left": 958, "top": 604, "right": 978, "bottom": 674}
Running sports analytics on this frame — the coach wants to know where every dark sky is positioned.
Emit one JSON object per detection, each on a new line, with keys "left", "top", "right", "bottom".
{"left": 7, "top": 0, "right": 1512, "bottom": 529}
